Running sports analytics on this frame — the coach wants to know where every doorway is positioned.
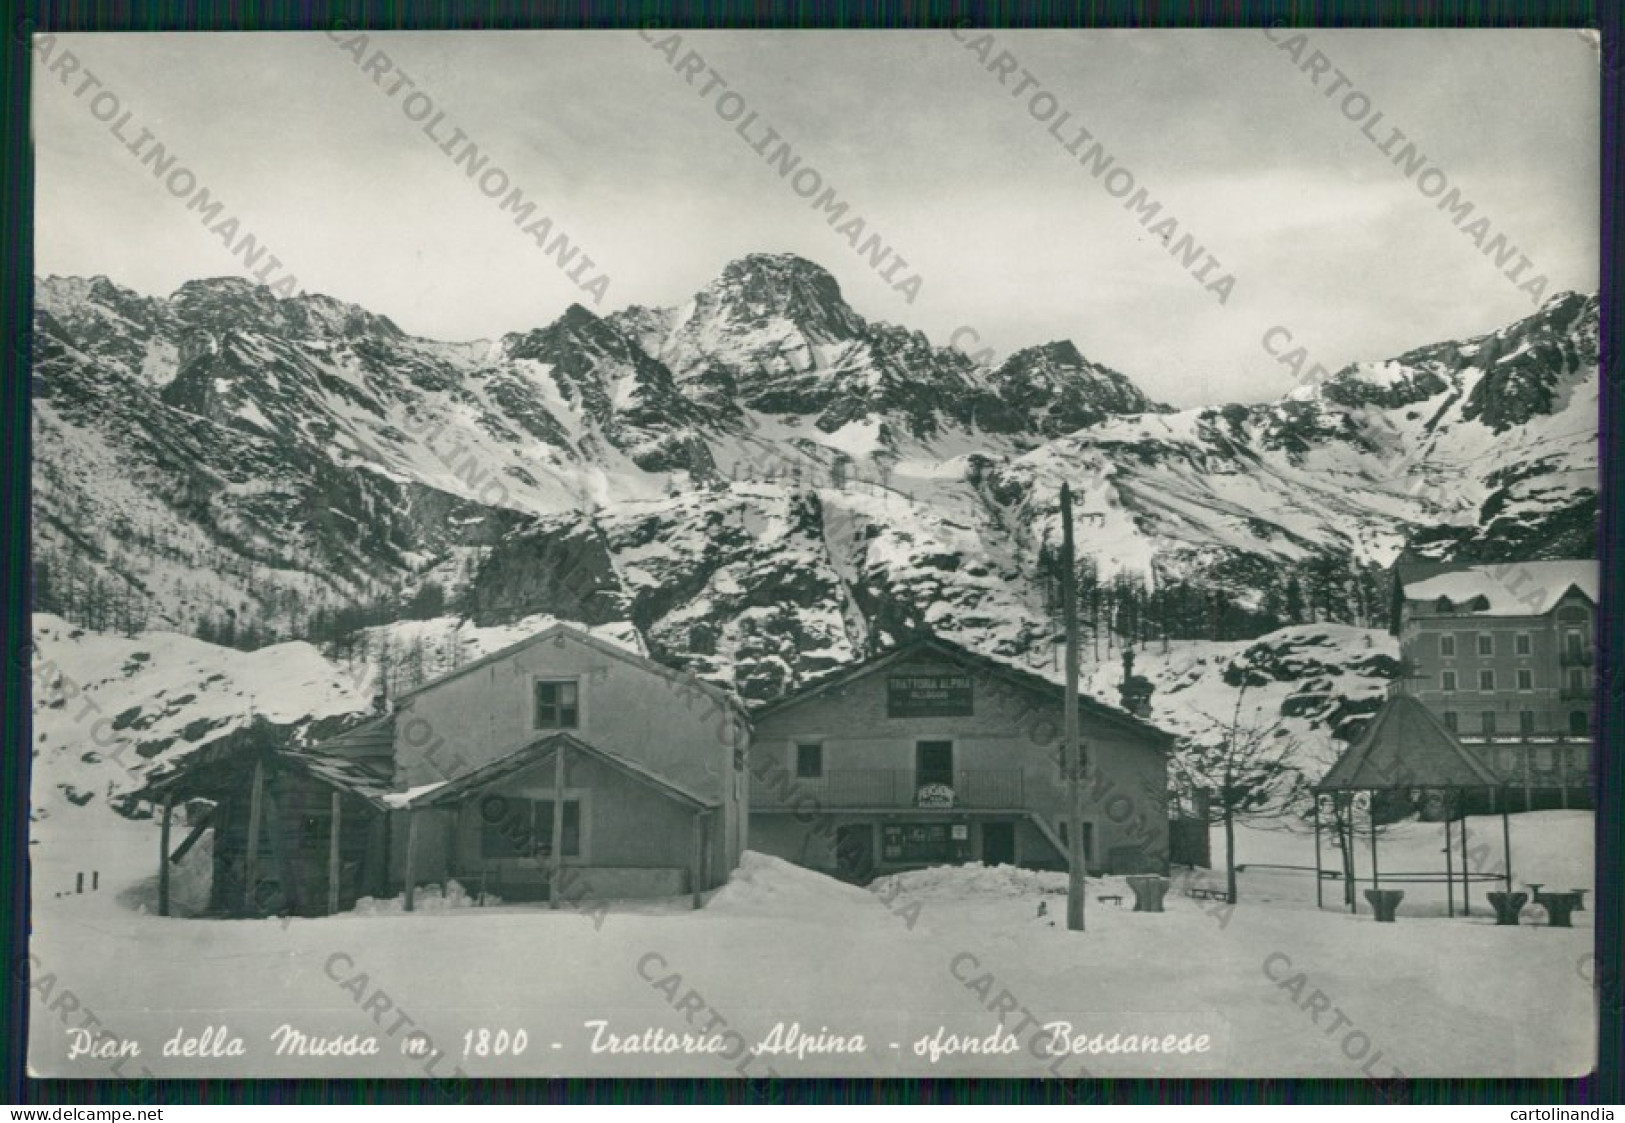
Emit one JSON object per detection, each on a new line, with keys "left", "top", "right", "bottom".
{"left": 982, "top": 821, "right": 1015, "bottom": 866}
{"left": 835, "top": 824, "right": 874, "bottom": 882}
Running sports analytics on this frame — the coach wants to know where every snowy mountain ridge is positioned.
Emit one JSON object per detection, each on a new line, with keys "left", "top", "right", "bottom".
{"left": 32, "top": 256, "right": 1597, "bottom": 705}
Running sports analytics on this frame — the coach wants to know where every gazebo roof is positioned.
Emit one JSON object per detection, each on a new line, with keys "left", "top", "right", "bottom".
{"left": 1317, "top": 694, "right": 1502, "bottom": 792}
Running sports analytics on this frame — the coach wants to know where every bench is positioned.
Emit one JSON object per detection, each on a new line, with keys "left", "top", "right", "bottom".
{"left": 1096, "top": 894, "right": 1123, "bottom": 907}
{"left": 1185, "top": 887, "right": 1228, "bottom": 901}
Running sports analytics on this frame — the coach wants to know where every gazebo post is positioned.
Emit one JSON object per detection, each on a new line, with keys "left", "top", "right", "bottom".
{"left": 1343, "top": 795, "right": 1357, "bottom": 914}
{"left": 1459, "top": 796, "right": 1471, "bottom": 917}
{"left": 1444, "top": 805, "right": 1455, "bottom": 918}
{"left": 1368, "top": 790, "right": 1380, "bottom": 895}
{"left": 1499, "top": 786, "right": 1513, "bottom": 895}
{"left": 1312, "top": 795, "right": 1323, "bottom": 910}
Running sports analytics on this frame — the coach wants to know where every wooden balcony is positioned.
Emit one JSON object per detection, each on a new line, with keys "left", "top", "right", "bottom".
{"left": 753, "top": 768, "right": 1026, "bottom": 810}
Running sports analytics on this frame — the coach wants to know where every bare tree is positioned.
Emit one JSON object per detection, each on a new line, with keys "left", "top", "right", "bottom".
{"left": 1169, "top": 685, "right": 1309, "bottom": 904}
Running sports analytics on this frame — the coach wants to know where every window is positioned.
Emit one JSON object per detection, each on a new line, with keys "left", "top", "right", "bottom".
{"left": 1479, "top": 669, "right": 1495, "bottom": 692}
{"left": 533, "top": 680, "right": 580, "bottom": 729}
{"left": 1443, "top": 711, "right": 1458, "bottom": 732}
{"left": 1565, "top": 630, "right": 1585, "bottom": 658}
{"left": 916, "top": 741, "right": 954, "bottom": 788}
{"left": 1519, "top": 710, "right": 1535, "bottom": 735}
{"left": 1441, "top": 670, "right": 1458, "bottom": 693}
{"left": 479, "top": 797, "right": 581, "bottom": 859}
{"left": 795, "top": 742, "right": 824, "bottom": 779}
{"left": 1517, "top": 669, "right": 1533, "bottom": 691}
{"left": 1568, "top": 668, "right": 1586, "bottom": 692}
{"left": 1515, "top": 633, "right": 1532, "bottom": 656}
{"left": 1570, "top": 711, "right": 1589, "bottom": 737}
{"left": 1477, "top": 634, "right": 1494, "bottom": 656}
{"left": 1439, "top": 634, "right": 1456, "bottom": 657}
{"left": 1480, "top": 711, "right": 1496, "bottom": 735}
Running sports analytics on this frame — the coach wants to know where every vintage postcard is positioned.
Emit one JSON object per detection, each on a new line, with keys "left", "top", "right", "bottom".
{"left": 26, "top": 27, "right": 1600, "bottom": 1081}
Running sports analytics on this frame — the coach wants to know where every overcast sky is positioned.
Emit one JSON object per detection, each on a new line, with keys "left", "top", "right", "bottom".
{"left": 33, "top": 30, "right": 1598, "bottom": 406}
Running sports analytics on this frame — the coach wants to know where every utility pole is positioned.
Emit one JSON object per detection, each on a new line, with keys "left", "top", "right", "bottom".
{"left": 1061, "top": 483, "right": 1086, "bottom": 932}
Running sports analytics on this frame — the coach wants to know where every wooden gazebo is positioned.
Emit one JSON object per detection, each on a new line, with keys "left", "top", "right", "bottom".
{"left": 1314, "top": 694, "right": 1513, "bottom": 916}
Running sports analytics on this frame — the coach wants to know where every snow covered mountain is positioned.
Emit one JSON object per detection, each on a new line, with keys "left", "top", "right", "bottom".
{"left": 32, "top": 256, "right": 1597, "bottom": 705}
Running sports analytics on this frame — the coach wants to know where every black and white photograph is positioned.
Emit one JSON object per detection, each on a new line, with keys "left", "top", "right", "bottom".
{"left": 22, "top": 25, "right": 1604, "bottom": 1083}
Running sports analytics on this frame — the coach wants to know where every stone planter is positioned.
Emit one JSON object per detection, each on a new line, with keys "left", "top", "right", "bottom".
{"left": 1535, "top": 892, "right": 1579, "bottom": 928}
{"left": 1487, "top": 891, "right": 1528, "bottom": 925}
{"left": 1125, "top": 875, "right": 1169, "bottom": 913}
{"left": 1363, "top": 888, "right": 1404, "bottom": 922}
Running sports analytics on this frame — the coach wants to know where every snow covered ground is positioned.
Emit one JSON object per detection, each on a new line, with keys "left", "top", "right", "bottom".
{"left": 26, "top": 814, "right": 1595, "bottom": 1079}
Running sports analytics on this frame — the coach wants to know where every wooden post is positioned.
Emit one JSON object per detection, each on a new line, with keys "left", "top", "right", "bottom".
{"left": 1522, "top": 746, "right": 1533, "bottom": 811}
{"left": 158, "top": 796, "right": 174, "bottom": 918}
{"left": 1500, "top": 791, "right": 1514, "bottom": 895}
{"left": 1368, "top": 792, "right": 1380, "bottom": 894}
{"left": 1312, "top": 796, "right": 1323, "bottom": 910}
{"left": 691, "top": 812, "right": 705, "bottom": 910}
{"left": 243, "top": 758, "right": 266, "bottom": 915}
{"left": 404, "top": 810, "right": 421, "bottom": 913}
{"left": 1343, "top": 798, "right": 1357, "bottom": 914}
{"left": 550, "top": 743, "right": 567, "bottom": 911}
{"left": 1060, "top": 482, "right": 1086, "bottom": 933}
{"left": 1459, "top": 798, "right": 1471, "bottom": 917}
{"left": 1559, "top": 745, "right": 1570, "bottom": 810}
{"left": 1449, "top": 802, "right": 1462, "bottom": 916}
{"left": 327, "top": 791, "right": 342, "bottom": 916}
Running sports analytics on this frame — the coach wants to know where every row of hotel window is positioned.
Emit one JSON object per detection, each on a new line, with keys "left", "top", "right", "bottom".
{"left": 1437, "top": 668, "right": 1590, "bottom": 692}
{"left": 1436, "top": 631, "right": 1587, "bottom": 657}
{"left": 1442, "top": 709, "right": 1590, "bottom": 736}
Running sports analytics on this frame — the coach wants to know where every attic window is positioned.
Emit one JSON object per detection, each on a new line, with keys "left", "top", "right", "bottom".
{"left": 533, "top": 680, "right": 580, "bottom": 730}
{"left": 1469, "top": 595, "right": 1491, "bottom": 611}
{"left": 1434, "top": 597, "right": 1453, "bottom": 612}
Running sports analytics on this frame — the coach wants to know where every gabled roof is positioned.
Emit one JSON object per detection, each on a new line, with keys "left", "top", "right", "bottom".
{"left": 1397, "top": 560, "right": 1597, "bottom": 618}
{"left": 752, "top": 635, "right": 1174, "bottom": 748}
{"left": 395, "top": 732, "right": 717, "bottom": 811}
{"left": 393, "top": 622, "right": 743, "bottom": 714}
{"left": 1317, "top": 694, "right": 1502, "bottom": 792}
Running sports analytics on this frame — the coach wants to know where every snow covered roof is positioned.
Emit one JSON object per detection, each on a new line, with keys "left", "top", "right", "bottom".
{"left": 132, "top": 723, "right": 396, "bottom": 808}
{"left": 754, "top": 635, "right": 1174, "bottom": 748}
{"left": 392, "top": 622, "right": 744, "bottom": 713}
{"left": 1399, "top": 560, "right": 1597, "bottom": 618}
{"left": 1317, "top": 694, "right": 1501, "bottom": 792}
{"left": 395, "top": 731, "right": 718, "bottom": 811}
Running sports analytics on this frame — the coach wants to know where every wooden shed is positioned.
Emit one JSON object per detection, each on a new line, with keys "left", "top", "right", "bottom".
{"left": 131, "top": 720, "right": 394, "bottom": 918}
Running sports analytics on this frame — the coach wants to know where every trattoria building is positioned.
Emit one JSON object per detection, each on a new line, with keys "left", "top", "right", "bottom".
{"left": 747, "top": 637, "right": 1174, "bottom": 879}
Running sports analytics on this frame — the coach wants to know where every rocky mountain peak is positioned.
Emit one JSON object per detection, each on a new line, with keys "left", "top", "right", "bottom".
{"left": 680, "top": 252, "right": 867, "bottom": 345}
{"left": 987, "top": 339, "right": 1164, "bottom": 437}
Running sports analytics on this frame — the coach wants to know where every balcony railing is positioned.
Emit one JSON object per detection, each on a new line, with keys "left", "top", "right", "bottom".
{"left": 753, "top": 769, "right": 1026, "bottom": 810}
{"left": 1560, "top": 648, "right": 1595, "bottom": 667}
{"left": 1560, "top": 685, "right": 1594, "bottom": 701}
